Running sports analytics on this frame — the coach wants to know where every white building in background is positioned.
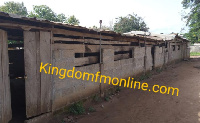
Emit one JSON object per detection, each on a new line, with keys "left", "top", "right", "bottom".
{"left": 190, "top": 43, "right": 200, "bottom": 52}
{"left": 193, "top": 43, "right": 200, "bottom": 46}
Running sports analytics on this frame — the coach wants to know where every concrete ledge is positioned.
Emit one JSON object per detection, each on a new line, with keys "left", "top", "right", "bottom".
{"left": 25, "top": 113, "right": 53, "bottom": 123}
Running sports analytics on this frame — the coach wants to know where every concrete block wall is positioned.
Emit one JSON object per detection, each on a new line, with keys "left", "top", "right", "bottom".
{"left": 176, "top": 45, "right": 182, "bottom": 60}
{"left": 101, "top": 48, "right": 115, "bottom": 91}
{"left": 101, "top": 48, "right": 135, "bottom": 90}
{"left": 164, "top": 48, "right": 169, "bottom": 64}
{"left": 145, "top": 47, "right": 153, "bottom": 71}
{"left": 154, "top": 46, "right": 164, "bottom": 68}
{"left": 190, "top": 46, "right": 200, "bottom": 52}
{"left": 52, "top": 49, "right": 100, "bottom": 111}
{"left": 168, "top": 45, "right": 176, "bottom": 63}
{"left": 119, "top": 58, "right": 135, "bottom": 78}
{"left": 51, "top": 44, "right": 187, "bottom": 112}
{"left": 168, "top": 44, "right": 184, "bottom": 63}
{"left": 186, "top": 42, "right": 191, "bottom": 59}
{"left": 52, "top": 49, "right": 75, "bottom": 110}
{"left": 132, "top": 47, "right": 145, "bottom": 75}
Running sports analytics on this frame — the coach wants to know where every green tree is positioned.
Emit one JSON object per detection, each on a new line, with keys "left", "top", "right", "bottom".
{"left": 182, "top": 0, "right": 200, "bottom": 43}
{"left": 0, "top": 1, "right": 28, "bottom": 16}
{"left": 28, "top": 5, "right": 58, "bottom": 21}
{"left": 66, "top": 15, "right": 80, "bottom": 25}
{"left": 56, "top": 13, "right": 67, "bottom": 23}
{"left": 28, "top": 5, "right": 81, "bottom": 24}
{"left": 114, "top": 13, "right": 149, "bottom": 33}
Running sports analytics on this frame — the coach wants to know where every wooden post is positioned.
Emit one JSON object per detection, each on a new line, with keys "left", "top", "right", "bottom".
{"left": 0, "top": 29, "right": 12, "bottom": 123}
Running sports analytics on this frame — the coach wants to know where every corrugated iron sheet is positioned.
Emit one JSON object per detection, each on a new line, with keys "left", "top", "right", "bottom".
{"left": 0, "top": 12, "right": 189, "bottom": 42}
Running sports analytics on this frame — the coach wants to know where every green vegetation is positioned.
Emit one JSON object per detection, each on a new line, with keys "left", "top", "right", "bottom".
{"left": 182, "top": 0, "right": 200, "bottom": 44}
{"left": 190, "top": 52, "right": 200, "bottom": 56}
{"left": 156, "top": 68, "right": 163, "bottom": 73}
{"left": 88, "top": 106, "right": 96, "bottom": 112}
{"left": 8, "top": 40, "right": 23, "bottom": 44}
{"left": 68, "top": 102, "right": 85, "bottom": 115}
{"left": 0, "top": 2, "right": 150, "bottom": 31}
{"left": 92, "top": 94, "right": 101, "bottom": 102}
{"left": 0, "top": 1, "right": 28, "bottom": 16}
{"left": 66, "top": 15, "right": 80, "bottom": 25}
{"left": 138, "top": 73, "right": 152, "bottom": 81}
{"left": 116, "top": 86, "right": 121, "bottom": 92}
{"left": 114, "top": 13, "right": 148, "bottom": 33}
{"left": 104, "top": 95, "right": 110, "bottom": 102}
{"left": 0, "top": 2, "right": 80, "bottom": 25}
{"left": 28, "top": 5, "right": 61, "bottom": 22}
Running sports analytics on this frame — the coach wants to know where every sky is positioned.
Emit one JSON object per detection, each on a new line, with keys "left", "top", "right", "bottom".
{"left": 0, "top": 0, "right": 189, "bottom": 34}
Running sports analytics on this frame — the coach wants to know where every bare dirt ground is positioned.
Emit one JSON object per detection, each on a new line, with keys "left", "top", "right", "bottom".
{"left": 72, "top": 57, "right": 200, "bottom": 123}
{"left": 51, "top": 56, "right": 200, "bottom": 123}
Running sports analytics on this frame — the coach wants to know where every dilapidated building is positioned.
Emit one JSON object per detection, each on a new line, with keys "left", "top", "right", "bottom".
{"left": 0, "top": 12, "right": 190, "bottom": 123}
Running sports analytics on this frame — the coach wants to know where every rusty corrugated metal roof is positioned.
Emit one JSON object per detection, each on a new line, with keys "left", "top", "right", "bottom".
{"left": 0, "top": 11, "right": 189, "bottom": 42}
{"left": 123, "top": 31, "right": 190, "bottom": 42}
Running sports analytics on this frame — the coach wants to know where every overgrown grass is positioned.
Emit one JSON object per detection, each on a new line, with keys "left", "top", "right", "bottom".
{"left": 104, "top": 95, "right": 110, "bottom": 102}
{"left": 92, "top": 94, "right": 102, "bottom": 102}
{"left": 138, "top": 73, "right": 152, "bottom": 81}
{"left": 190, "top": 52, "right": 200, "bottom": 56}
{"left": 88, "top": 106, "right": 96, "bottom": 112}
{"left": 116, "top": 86, "right": 121, "bottom": 92}
{"left": 68, "top": 102, "right": 85, "bottom": 115}
{"left": 156, "top": 68, "right": 163, "bottom": 73}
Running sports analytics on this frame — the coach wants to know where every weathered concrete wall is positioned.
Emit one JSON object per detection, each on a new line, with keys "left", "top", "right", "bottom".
{"left": 101, "top": 48, "right": 115, "bottom": 91}
{"left": 145, "top": 46, "right": 153, "bottom": 71}
{"left": 154, "top": 46, "right": 164, "bottom": 68}
{"left": 186, "top": 42, "right": 191, "bottom": 58}
{"left": 164, "top": 48, "right": 169, "bottom": 65}
{"left": 52, "top": 46, "right": 148, "bottom": 111}
{"left": 190, "top": 46, "right": 200, "bottom": 52}
{"left": 0, "top": 14, "right": 191, "bottom": 123}
{"left": 52, "top": 44, "right": 188, "bottom": 112}
{"left": 52, "top": 49, "right": 100, "bottom": 111}
{"left": 132, "top": 47, "right": 145, "bottom": 75}
{"left": 168, "top": 44, "right": 184, "bottom": 63}
{"left": 184, "top": 42, "right": 191, "bottom": 59}
{"left": 182, "top": 43, "right": 190, "bottom": 59}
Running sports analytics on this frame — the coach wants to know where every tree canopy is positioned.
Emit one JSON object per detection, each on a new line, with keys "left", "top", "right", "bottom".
{"left": 28, "top": 5, "right": 80, "bottom": 25}
{"left": 114, "top": 13, "right": 149, "bottom": 33}
{"left": 0, "top": 1, "right": 28, "bottom": 16}
{"left": 182, "top": 0, "right": 200, "bottom": 43}
{"left": 28, "top": 5, "right": 58, "bottom": 21}
{"left": 66, "top": 15, "right": 80, "bottom": 25}
{"left": 0, "top": 2, "right": 80, "bottom": 25}
{"left": 28, "top": 5, "right": 69, "bottom": 23}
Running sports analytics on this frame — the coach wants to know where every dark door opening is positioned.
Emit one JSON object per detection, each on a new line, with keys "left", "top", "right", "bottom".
{"left": 8, "top": 42, "right": 26, "bottom": 123}
{"left": 151, "top": 46, "right": 155, "bottom": 70}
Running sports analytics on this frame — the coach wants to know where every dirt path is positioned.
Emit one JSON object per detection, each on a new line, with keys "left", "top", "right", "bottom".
{"left": 75, "top": 57, "right": 200, "bottom": 123}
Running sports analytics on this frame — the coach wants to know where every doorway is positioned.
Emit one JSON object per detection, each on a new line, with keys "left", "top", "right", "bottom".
{"left": 8, "top": 42, "right": 26, "bottom": 123}
{"left": 0, "top": 29, "right": 52, "bottom": 122}
{"left": 151, "top": 46, "right": 155, "bottom": 70}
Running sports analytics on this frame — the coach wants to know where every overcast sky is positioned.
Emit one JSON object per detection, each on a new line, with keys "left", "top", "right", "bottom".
{"left": 0, "top": 0, "right": 189, "bottom": 34}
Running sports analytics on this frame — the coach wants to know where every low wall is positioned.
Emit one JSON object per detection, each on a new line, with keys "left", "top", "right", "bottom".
{"left": 52, "top": 44, "right": 187, "bottom": 111}
{"left": 154, "top": 46, "right": 165, "bottom": 68}
{"left": 168, "top": 43, "right": 186, "bottom": 63}
{"left": 190, "top": 46, "right": 200, "bottom": 52}
{"left": 52, "top": 49, "right": 100, "bottom": 110}
{"left": 145, "top": 47, "right": 153, "bottom": 71}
